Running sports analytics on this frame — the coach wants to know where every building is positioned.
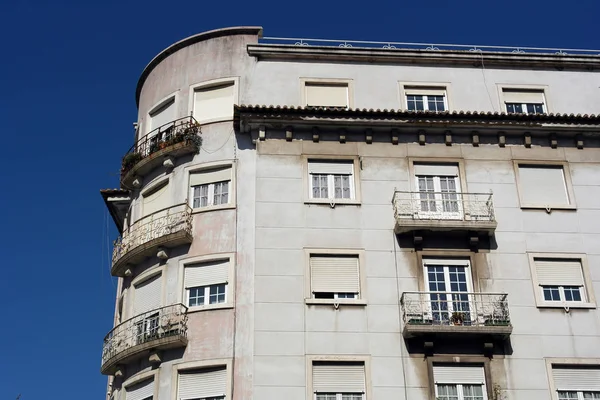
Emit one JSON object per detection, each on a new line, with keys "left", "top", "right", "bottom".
{"left": 100, "top": 26, "right": 600, "bottom": 400}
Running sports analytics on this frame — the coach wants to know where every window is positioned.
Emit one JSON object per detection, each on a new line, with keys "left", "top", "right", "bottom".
{"left": 304, "top": 81, "right": 350, "bottom": 108}
{"left": 142, "top": 180, "right": 170, "bottom": 217}
{"left": 184, "top": 259, "right": 229, "bottom": 309}
{"left": 178, "top": 367, "right": 227, "bottom": 400}
{"left": 312, "top": 362, "right": 366, "bottom": 400}
{"left": 189, "top": 166, "right": 232, "bottom": 210}
{"left": 404, "top": 87, "right": 447, "bottom": 112}
{"left": 193, "top": 82, "right": 235, "bottom": 124}
{"left": 552, "top": 365, "right": 600, "bottom": 400}
{"left": 308, "top": 160, "right": 356, "bottom": 202}
{"left": 502, "top": 88, "right": 546, "bottom": 114}
{"left": 147, "top": 98, "right": 175, "bottom": 134}
{"left": 413, "top": 163, "right": 462, "bottom": 218}
{"left": 133, "top": 274, "right": 162, "bottom": 343}
{"left": 531, "top": 257, "right": 594, "bottom": 307}
{"left": 433, "top": 365, "right": 486, "bottom": 400}
{"left": 515, "top": 163, "right": 575, "bottom": 209}
{"left": 126, "top": 378, "right": 154, "bottom": 400}
{"left": 309, "top": 254, "right": 361, "bottom": 300}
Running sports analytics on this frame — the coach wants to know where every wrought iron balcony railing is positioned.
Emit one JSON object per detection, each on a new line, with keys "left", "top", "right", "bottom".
{"left": 400, "top": 291, "right": 511, "bottom": 337}
{"left": 101, "top": 303, "right": 188, "bottom": 374}
{"left": 111, "top": 203, "right": 193, "bottom": 275}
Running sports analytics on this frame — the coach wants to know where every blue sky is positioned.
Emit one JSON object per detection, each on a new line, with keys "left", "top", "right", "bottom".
{"left": 0, "top": 0, "right": 597, "bottom": 398}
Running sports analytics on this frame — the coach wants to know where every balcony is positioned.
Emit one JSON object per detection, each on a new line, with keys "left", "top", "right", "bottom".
{"left": 400, "top": 291, "right": 512, "bottom": 339}
{"left": 101, "top": 303, "right": 188, "bottom": 375}
{"left": 392, "top": 191, "right": 497, "bottom": 235}
{"left": 121, "top": 116, "right": 201, "bottom": 188}
{"left": 111, "top": 203, "right": 193, "bottom": 277}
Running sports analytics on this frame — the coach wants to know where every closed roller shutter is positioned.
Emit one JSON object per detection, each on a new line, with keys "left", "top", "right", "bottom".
{"left": 405, "top": 87, "right": 446, "bottom": 96}
{"left": 518, "top": 165, "right": 569, "bottom": 205}
{"left": 413, "top": 164, "right": 459, "bottom": 177}
{"left": 178, "top": 368, "right": 227, "bottom": 400}
{"left": 313, "top": 363, "right": 365, "bottom": 393}
{"left": 189, "top": 167, "right": 232, "bottom": 187}
{"left": 126, "top": 378, "right": 154, "bottom": 400}
{"left": 308, "top": 161, "right": 354, "bottom": 175}
{"left": 142, "top": 182, "right": 170, "bottom": 217}
{"left": 185, "top": 259, "right": 229, "bottom": 288}
{"left": 148, "top": 99, "right": 175, "bottom": 134}
{"left": 502, "top": 89, "right": 545, "bottom": 104}
{"left": 553, "top": 366, "right": 600, "bottom": 391}
{"left": 310, "top": 255, "right": 360, "bottom": 294}
{"left": 433, "top": 365, "right": 485, "bottom": 384}
{"left": 133, "top": 274, "right": 162, "bottom": 315}
{"left": 535, "top": 259, "right": 584, "bottom": 286}
{"left": 305, "top": 83, "right": 348, "bottom": 107}
{"left": 194, "top": 83, "right": 235, "bottom": 123}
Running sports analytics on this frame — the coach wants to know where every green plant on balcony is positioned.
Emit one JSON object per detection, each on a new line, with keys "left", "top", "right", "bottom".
{"left": 121, "top": 152, "right": 143, "bottom": 173}
{"left": 450, "top": 311, "right": 466, "bottom": 325}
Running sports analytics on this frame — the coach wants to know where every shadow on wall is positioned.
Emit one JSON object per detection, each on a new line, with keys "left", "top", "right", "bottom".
{"left": 395, "top": 231, "right": 498, "bottom": 251}
{"left": 405, "top": 336, "right": 513, "bottom": 356}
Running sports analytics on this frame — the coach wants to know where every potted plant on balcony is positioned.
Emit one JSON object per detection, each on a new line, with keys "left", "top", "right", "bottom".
{"left": 121, "top": 152, "right": 143, "bottom": 174}
{"left": 450, "top": 311, "right": 466, "bottom": 325}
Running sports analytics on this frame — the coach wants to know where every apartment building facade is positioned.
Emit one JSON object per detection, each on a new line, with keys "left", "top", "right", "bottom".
{"left": 100, "top": 26, "right": 600, "bottom": 400}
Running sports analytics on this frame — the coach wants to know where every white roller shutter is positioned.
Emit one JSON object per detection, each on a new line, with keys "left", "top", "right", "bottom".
{"left": 305, "top": 83, "right": 348, "bottom": 107}
{"left": 142, "top": 182, "right": 170, "bottom": 217}
{"left": 308, "top": 161, "right": 354, "bottom": 175}
{"left": 503, "top": 89, "right": 545, "bottom": 104}
{"left": 189, "top": 167, "right": 232, "bottom": 186}
{"left": 185, "top": 259, "right": 229, "bottom": 288}
{"left": 404, "top": 87, "right": 446, "bottom": 96}
{"left": 414, "top": 164, "right": 459, "bottom": 177}
{"left": 553, "top": 367, "right": 600, "bottom": 391}
{"left": 194, "top": 83, "right": 234, "bottom": 123}
{"left": 148, "top": 99, "right": 175, "bottom": 134}
{"left": 535, "top": 259, "right": 584, "bottom": 286}
{"left": 134, "top": 274, "right": 162, "bottom": 315}
{"left": 178, "top": 368, "right": 227, "bottom": 400}
{"left": 311, "top": 255, "right": 360, "bottom": 294}
{"left": 433, "top": 365, "right": 486, "bottom": 384}
{"left": 313, "top": 363, "right": 365, "bottom": 393}
{"left": 518, "top": 165, "right": 569, "bottom": 205}
{"left": 126, "top": 378, "right": 154, "bottom": 400}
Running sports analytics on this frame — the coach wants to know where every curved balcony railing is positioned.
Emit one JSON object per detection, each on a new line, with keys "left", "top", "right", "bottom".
{"left": 121, "top": 116, "right": 201, "bottom": 187}
{"left": 111, "top": 203, "right": 193, "bottom": 276}
{"left": 392, "top": 191, "right": 496, "bottom": 234}
{"left": 101, "top": 303, "right": 188, "bottom": 375}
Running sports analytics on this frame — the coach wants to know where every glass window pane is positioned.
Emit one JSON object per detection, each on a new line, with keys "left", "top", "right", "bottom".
{"left": 506, "top": 103, "right": 523, "bottom": 113}
{"left": 209, "top": 283, "right": 226, "bottom": 304}
{"left": 583, "top": 392, "right": 600, "bottom": 399}
{"left": 437, "top": 384, "right": 459, "bottom": 400}
{"left": 558, "top": 392, "right": 579, "bottom": 400}
{"left": 312, "top": 174, "right": 328, "bottom": 199}
{"left": 543, "top": 286, "right": 561, "bottom": 301}
{"left": 188, "top": 286, "right": 205, "bottom": 307}
{"left": 463, "top": 384, "right": 484, "bottom": 400}
{"left": 564, "top": 286, "right": 582, "bottom": 302}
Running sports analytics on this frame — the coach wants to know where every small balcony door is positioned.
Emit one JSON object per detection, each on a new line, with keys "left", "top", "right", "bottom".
{"left": 423, "top": 259, "right": 473, "bottom": 325}
{"left": 414, "top": 163, "right": 462, "bottom": 220}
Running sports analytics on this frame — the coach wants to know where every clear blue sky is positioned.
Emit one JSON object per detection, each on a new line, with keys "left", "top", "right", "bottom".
{"left": 0, "top": 0, "right": 596, "bottom": 398}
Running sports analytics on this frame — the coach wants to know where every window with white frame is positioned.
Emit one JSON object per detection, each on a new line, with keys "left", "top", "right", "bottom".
{"left": 552, "top": 365, "right": 600, "bottom": 400}
{"left": 533, "top": 258, "right": 588, "bottom": 305}
{"left": 193, "top": 82, "right": 235, "bottom": 124}
{"left": 516, "top": 164, "right": 573, "bottom": 208}
{"left": 404, "top": 86, "right": 448, "bottom": 112}
{"left": 126, "top": 378, "right": 154, "bottom": 400}
{"left": 133, "top": 274, "right": 162, "bottom": 344}
{"left": 502, "top": 88, "right": 546, "bottom": 114}
{"left": 184, "top": 259, "right": 229, "bottom": 308}
{"left": 147, "top": 98, "right": 175, "bottom": 135}
{"left": 189, "top": 166, "right": 232, "bottom": 209}
{"left": 310, "top": 254, "right": 360, "bottom": 300}
{"left": 413, "top": 163, "right": 461, "bottom": 217}
{"left": 308, "top": 160, "right": 355, "bottom": 201}
{"left": 433, "top": 364, "right": 486, "bottom": 400}
{"left": 312, "top": 362, "right": 366, "bottom": 400}
{"left": 304, "top": 82, "right": 349, "bottom": 108}
{"left": 178, "top": 367, "right": 227, "bottom": 400}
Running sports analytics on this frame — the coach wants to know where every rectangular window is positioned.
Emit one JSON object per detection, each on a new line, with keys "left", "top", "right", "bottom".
{"left": 193, "top": 82, "right": 235, "bottom": 124}
{"left": 552, "top": 365, "right": 600, "bottom": 400}
{"left": 312, "top": 362, "right": 366, "bottom": 400}
{"left": 433, "top": 365, "right": 486, "bottom": 400}
{"left": 534, "top": 258, "right": 587, "bottom": 305}
{"left": 147, "top": 98, "right": 175, "bottom": 135}
{"left": 310, "top": 254, "right": 360, "bottom": 300}
{"left": 308, "top": 160, "right": 355, "bottom": 201}
{"left": 413, "top": 163, "right": 462, "bottom": 218}
{"left": 184, "top": 260, "right": 229, "bottom": 308}
{"left": 423, "top": 259, "right": 473, "bottom": 325}
{"left": 516, "top": 163, "right": 574, "bottom": 208}
{"left": 305, "top": 82, "right": 349, "bottom": 107}
{"left": 404, "top": 87, "right": 448, "bottom": 112}
{"left": 189, "top": 166, "right": 232, "bottom": 209}
{"left": 142, "top": 181, "right": 170, "bottom": 217}
{"left": 126, "top": 378, "right": 154, "bottom": 400}
{"left": 502, "top": 88, "right": 546, "bottom": 114}
{"left": 178, "top": 367, "right": 227, "bottom": 400}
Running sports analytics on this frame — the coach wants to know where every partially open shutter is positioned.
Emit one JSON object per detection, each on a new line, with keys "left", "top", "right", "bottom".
{"left": 193, "top": 83, "right": 234, "bottom": 123}
{"left": 413, "top": 164, "right": 459, "bottom": 177}
{"left": 404, "top": 87, "right": 446, "bottom": 96}
{"left": 535, "top": 259, "right": 584, "bottom": 286}
{"left": 313, "top": 363, "right": 365, "bottom": 393}
{"left": 142, "top": 182, "right": 170, "bottom": 217}
{"left": 503, "top": 89, "right": 545, "bottom": 104}
{"left": 518, "top": 165, "right": 569, "bottom": 205}
{"left": 148, "top": 99, "right": 175, "bottom": 134}
{"left": 134, "top": 274, "right": 162, "bottom": 315}
{"left": 553, "top": 366, "right": 600, "bottom": 391}
{"left": 126, "top": 378, "right": 154, "bottom": 400}
{"left": 178, "top": 368, "right": 227, "bottom": 400}
{"left": 433, "top": 365, "right": 485, "bottom": 384}
{"left": 185, "top": 259, "right": 229, "bottom": 288}
{"left": 308, "top": 161, "right": 354, "bottom": 175}
{"left": 189, "top": 167, "right": 232, "bottom": 187}
{"left": 310, "top": 255, "right": 360, "bottom": 294}
{"left": 305, "top": 83, "right": 348, "bottom": 107}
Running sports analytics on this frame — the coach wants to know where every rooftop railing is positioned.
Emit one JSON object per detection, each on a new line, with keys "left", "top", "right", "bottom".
{"left": 392, "top": 191, "right": 495, "bottom": 223}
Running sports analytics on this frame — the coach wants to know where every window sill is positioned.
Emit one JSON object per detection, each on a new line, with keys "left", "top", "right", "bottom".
{"left": 305, "top": 298, "right": 367, "bottom": 306}
{"left": 304, "top": 199, "right": 361, "bottom": 206}
{"left": 519, "top": 204, "right": 576, "bottom": 211}
{"left": 536, "top": 302, "right": 596, "bottom": 309}
{"left": 191, "top": 203, "right": 236, "bottom": 214}
{"left": 187, "top": 304, "right": 234, "bottom": 314}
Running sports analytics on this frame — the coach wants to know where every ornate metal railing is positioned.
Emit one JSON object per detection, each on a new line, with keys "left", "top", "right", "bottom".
{"left": 400, "top": 291, "right": 510, "bottom": 327}
{"left": 112, "top": 203, "right": 193, "bottom": 266}
{"left": 121, "top": 116, "right": 201, "bottom": 176}
{"left": 392, "top": 191, "right": 495, "bottom": 222}
{"left": 261, "top": 36, "right": 600, "bottom": 56}
{"left": 101, "top": 303, "right": 188, "bottom": 368}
